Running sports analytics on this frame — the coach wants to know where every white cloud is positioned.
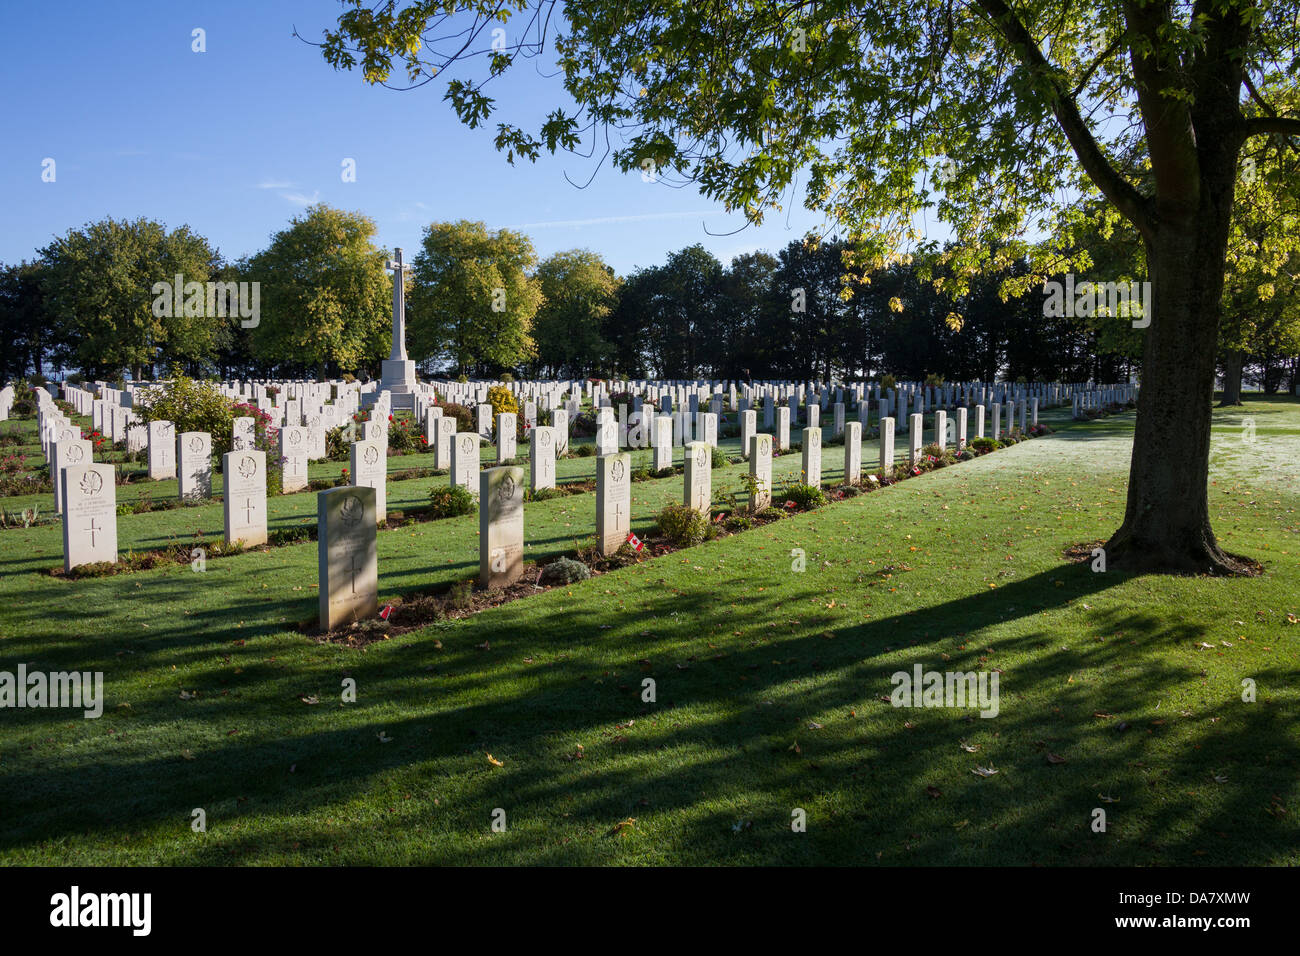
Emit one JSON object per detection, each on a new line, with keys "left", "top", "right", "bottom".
{"left": 256, "top": 179, "right": 295, "bottom": 190}
{"left": 281, "top": 190, "right": 321, "bottom": 206}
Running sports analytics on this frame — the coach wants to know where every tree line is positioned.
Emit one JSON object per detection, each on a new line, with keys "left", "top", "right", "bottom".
{"left": 2, "top": 203, "right": 1295, "bottom": 393}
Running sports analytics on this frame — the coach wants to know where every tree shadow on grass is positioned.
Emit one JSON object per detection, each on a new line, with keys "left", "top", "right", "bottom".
{"left": 3, "top": 550, "right": 1294, "bottom": 865}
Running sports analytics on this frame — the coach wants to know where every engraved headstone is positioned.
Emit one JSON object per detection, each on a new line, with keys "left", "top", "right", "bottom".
{"left": 61, "top": 463, "right": 116, "bottom": 572}
{"left": 684, "top": 441, "right": 712, "bottom": 513}
{"left": 480, "top": 466, "right": 524, "bottom": 588}
{"left": 530, "top": 426, "right": 556, "bottom": 491}
{"left": 452, "top": 432, "right": 481, "bottom": 493}
{"left": 223, "top": 449, "right": 267, "bottom": 547}
{"left": 317, "top": 486, "right": 378, "bottom": 631}
{"left": 596, "top": 453, "right": 632, "bottom": 556}
{"left": 147, "top": 420, "right": 175, "bottom": 480}
{"left": 176, "top": 431, "right": 212, "bottom": 501}
{"left": 801, "top": 427, "right": 822, "bottom": 487}
{"left": 350, "top": 438, "right": 387, "bottom": 522}
{"left": 749, "top": 433, "right": 772, "bottom": 511}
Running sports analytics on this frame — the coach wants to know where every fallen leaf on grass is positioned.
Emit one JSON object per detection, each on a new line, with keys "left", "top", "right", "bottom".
{"left": 1046, "top": 752, "right": 1067, "bottom": 764}
{"left": 972, "top": 765, "right": 999, "bottom": 777}
{"left": 959, "top": 740, "right": 980, "bottom": 753}
{"left": 486, "top": 753, "right": 503, "bottom": 766}
{"left": 925, "top": 785, "right": 942, "bottom": 799}
{"left": 607, "top": 818, "right": 637, "bottom": 837}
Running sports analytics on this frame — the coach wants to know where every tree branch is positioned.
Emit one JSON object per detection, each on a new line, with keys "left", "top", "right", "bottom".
{"left": 1244, "top": 116, "right": 1300, "bottom": 138}
{"left": 974, "top": 0, "right": 1153, "bottom": 241}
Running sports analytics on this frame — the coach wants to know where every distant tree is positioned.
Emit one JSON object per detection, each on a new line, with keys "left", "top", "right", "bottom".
{"left": 530, "top": 250, "right": 619, "bottom": 377}
{"left": 39, "top": 217, "right": 221, "bottom": 379}
{"left": 0, "top": 261, "right": 50, "bottom": 381}
{"left": 627, "top": 244, "right": 723, "bottom": 378}
{"left": 407, "top": 220, "right": 541, "bottom": 376}
{"left": 717, "top": 251, "right": 780, "bottom": 378}
{"left": 245, "top": 205, "right": 391, "bottom": 378}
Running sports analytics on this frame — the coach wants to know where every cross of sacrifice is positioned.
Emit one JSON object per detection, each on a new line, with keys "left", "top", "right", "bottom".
{"left": 384, "top": 248, "right": 414, "bottom": 362}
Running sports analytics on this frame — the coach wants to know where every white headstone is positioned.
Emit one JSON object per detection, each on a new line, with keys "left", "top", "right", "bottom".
{"left": 480, "top": 466, "right": 524, "bottom": 588}
{"left": 317, "top": 486, "right": 378, "bottom": 631}
{"left": 61, "top": 463, "right": 116, "bottom": 572}
{"left": 451, "top": 433, "right": 481, "bottom": 493}
{"left": 801, "top": 427, "right": 822, "bottom": 487}
{"left": 280, "top": 425, "right": 310, "bottom": 494}
{"left": 350, "top": 439, "right": 387, "bottom": 522}
{"left": 596, "top": 453, "right": 632, "bottom": 556}
{"left": 147, "top": 420, "right": 175, "bottom": 479}
{"left": 530, "top": 426, "right": 557, "bottom": 491}
{"left": 843, "top": 421, "right": 861, "bottom": 485}
{"left": 684, "top": 441, "right": 711, "bottom": 514}
{"left": 749, "top": 433, "right": 772, "bottom": 511}
{"left": 223, "top": 449, "right": 267, "bottom": 547}
{"left": 496, "top": 413, "right": 517, "bottom": 463}
{"left": 177, "top": 432, "right": 213, "bottom": 501}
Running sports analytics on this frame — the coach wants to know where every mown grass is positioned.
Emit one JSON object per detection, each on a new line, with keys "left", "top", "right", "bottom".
{"left": 0, "top": 397, "right": 1296, "bottom": 865}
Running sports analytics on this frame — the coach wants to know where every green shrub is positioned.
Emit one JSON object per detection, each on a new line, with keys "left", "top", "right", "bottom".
{"left": 969, "top": 436, "right": 1000, "bottom": 454}
{"left": 529, "top": 486, "right": 567, "bottom": 501}
{"left": 439, "top": 402, "right": 475, "bottom": 433}
{"left": 447, "top": 580, "right": 474, "bottom": 608}
{"left": 325, "top": 426, "right": 351, "bottom": 461}
{"left": 136, "top": 372, "right": 236, "bottom": 458}
{"left": 539, "top": 557, "right": 591, "bottom": 585}
{"left": 724, "top": 514, "right": 753, "bottom": 532}
{"left": 428, "top": 484, "right": 477, "bottom": 519}
{"left": 881, "top": 374, "right": 897, "bottom": 392}
{"left": 924, "top": 373, "right": 946, "bottom": 388}
{"left": 486, "top": 384, "right": 519, "bottom": 419}
{"left": 576, "top": 444, "right": 596, "bottom": 457}
{"left": 780, "top": 483, "right": 828, "bottom": 511}
{"left": 656, "top": 503, "right": 711, "bottom": 547}
{"left": 756, "top": 506, "right": 787, "bottom": 521}
{"left": 710, "top": 446, "right": 728, "bottom": 469}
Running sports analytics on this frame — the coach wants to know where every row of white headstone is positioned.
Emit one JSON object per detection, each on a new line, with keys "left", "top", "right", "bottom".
{"left": 315, "top": 399, "right": 1035, "bottom": 629}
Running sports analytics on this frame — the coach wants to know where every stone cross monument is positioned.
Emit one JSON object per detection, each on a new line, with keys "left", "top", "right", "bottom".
{"left": 378, "top": 248, "right": 417, "bottom": 408}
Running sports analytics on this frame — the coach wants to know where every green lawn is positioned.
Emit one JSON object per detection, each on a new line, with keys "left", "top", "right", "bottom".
{"left": 0, "top": 397, "right": 1296, "bottom": 865}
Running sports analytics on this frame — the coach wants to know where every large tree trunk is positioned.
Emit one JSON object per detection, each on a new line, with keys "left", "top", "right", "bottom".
{"left": 1103, "top": 183, "right": 1252, "bottom": 575}
{"left": 1218, "top": 349, "right": 1245, "bottom": 405}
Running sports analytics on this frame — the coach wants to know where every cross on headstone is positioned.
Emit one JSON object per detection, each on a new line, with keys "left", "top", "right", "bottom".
{"left": 348, "top": 551, "right": 365, "bottom": 594}
{"left": 384, "top": 248, "right": 414, "bottom": 362}
{"left": 244, "top": 497, "right": 256, "bottom": 524}
{"left": 86, "top": 518, "right": 100, "bottom": 548}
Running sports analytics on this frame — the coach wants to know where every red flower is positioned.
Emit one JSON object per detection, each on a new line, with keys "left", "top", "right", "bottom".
{"left": 784, "top": 500, "right": 797, "bottom": 509}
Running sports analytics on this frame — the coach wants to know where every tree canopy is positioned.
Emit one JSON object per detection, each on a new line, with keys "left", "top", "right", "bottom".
{"left": 406, "top": 219, "right": 542, "bottom": 376}
{"left": 244, "top": 204, "right": 393, "bottom": 378}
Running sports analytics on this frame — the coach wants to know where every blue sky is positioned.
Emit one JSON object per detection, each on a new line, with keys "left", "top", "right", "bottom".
{"left": 0, "top": 0, "right": 832, "bottom": 276}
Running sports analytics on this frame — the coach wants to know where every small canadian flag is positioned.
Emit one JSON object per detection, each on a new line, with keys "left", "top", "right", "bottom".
{"left": 626, "top": 531, "right": 644, "bottom": 552}
{"left": 379, "top": 605, "right": 394, "bottom": 620}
